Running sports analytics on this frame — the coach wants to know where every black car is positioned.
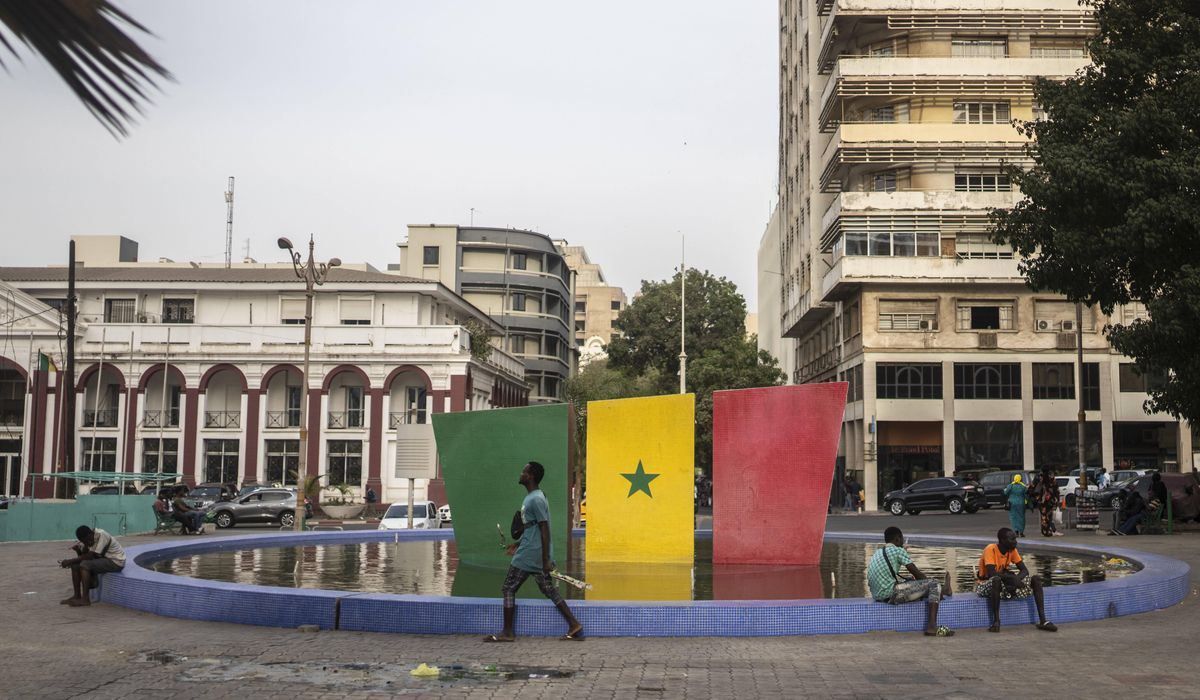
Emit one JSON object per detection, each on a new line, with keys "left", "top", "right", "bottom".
{"left": 883, "top": 477, "right": 983, "bottom": 515}
{"left": 978, "top": 470, "right": 1037, "bottom": 508}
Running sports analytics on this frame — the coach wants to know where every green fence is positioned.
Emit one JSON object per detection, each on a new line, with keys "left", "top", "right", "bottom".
{"left": 0, "top": 495, "right": 158, "bottom": 542}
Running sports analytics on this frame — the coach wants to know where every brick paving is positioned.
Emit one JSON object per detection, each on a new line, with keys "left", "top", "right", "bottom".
{"left": 2, "top": 510, "right": 1196, "bottom": 699}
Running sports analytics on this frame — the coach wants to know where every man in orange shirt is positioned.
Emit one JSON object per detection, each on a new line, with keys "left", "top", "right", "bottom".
{"left": 976, "top": 527, "right": 1058, "bottom": 633}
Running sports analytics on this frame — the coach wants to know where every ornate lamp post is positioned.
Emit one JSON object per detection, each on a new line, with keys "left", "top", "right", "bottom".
{"left": 278, "top": 235, "right": 340, "bottom": 532}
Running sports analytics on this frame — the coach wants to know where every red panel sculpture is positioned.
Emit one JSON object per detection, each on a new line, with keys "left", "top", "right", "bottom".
{"left": 712, "top": 383, "right": 848, "bottom": 565}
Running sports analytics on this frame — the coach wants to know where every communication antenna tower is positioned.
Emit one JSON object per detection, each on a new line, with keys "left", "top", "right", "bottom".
{"left": 224, "top": 176, "right": 235, "bottom": 268}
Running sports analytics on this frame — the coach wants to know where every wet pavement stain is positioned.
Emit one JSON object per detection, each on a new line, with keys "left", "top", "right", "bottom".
{"left": 130, "top": 650, "right": 574, "bottom": 690}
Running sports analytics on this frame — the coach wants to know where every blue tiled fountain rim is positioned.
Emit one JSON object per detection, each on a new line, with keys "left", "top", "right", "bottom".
{"left": 103, "top": 529, "right": 1190, "bottom": 637}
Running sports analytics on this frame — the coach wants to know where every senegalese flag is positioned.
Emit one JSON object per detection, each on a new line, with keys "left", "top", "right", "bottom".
{"left": 585, "top": 393, "right": 694, "bottom": 564}
{"left": 38, "top": 352, "right": 57, "bottom": 372}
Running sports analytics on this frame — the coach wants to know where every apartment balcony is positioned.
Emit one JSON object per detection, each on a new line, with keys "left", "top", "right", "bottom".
{"left": 265, "top": 410, "right": 302, "bottom": 429}
{"left": 0, "top": 411, "right": 23, "bottom": 427}
{"left": 820, "top": 190, "right": 1023, "bottom": 247}
{"left": 818, "top": 56, "right": 1090, "bottom": 130}
{"left": 82, "top": 409, "right": 119, "bottom": 428}
{"left": 203, "top": 410, "right": 241, "bottom": 429}
{"left": 820, "top": 255, "right": 1023, "bottom": 301}
{"left": 143, "top": 410, "right": 180, "bottom": 429}
{"left": 327, "top": 411, "right": 366, "bottom": 430}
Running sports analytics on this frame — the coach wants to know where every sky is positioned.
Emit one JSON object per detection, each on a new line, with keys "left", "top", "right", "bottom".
{"left": 0, "top": 1, "right": 778, "bottom": 307}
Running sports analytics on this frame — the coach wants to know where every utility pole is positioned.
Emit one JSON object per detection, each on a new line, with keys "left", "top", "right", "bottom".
{"left": 679, "top": 236, "right": 687, "bottom": 395}
{"left": 1076, "top": 302, "right": 1087, "bottom": 490}
{"left": 224, "top": 176, "right": 235, "bottom": 268}
{"left": 62, "top": 241, "right": 77, "bottom": 497}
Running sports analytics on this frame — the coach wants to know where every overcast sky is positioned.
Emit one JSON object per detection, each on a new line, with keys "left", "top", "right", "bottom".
{"left": 0, "top": 1, "right": 777, "bottom": 306}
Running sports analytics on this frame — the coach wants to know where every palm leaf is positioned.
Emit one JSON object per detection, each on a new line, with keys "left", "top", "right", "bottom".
{"left": 0, "top": 0, "right": 171, "bottom": 137}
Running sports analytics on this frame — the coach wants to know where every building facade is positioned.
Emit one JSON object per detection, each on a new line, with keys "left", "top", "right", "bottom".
{"left": 557, "top": 242, "right": 628, "bottom": 367}
{"left": 0, "top": 240, "right": 528, "bottom": 505}
{"left": 764, "top": 0, "right": 1194, "bottom": 508}
{"left": 396, "top": 225, "right": 576, "bottom": 403}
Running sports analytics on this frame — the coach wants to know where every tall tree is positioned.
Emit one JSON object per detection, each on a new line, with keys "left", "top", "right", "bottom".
{"left": 992, "top": 0, "right": 1200, "bottom": 420}
{"left": 0, "top": 0, "right": 170, "bottom": 136}
{"left": 606, "top": 269, "right": 785, "bottom": 472}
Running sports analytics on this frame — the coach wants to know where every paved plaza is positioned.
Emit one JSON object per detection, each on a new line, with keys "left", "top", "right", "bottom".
{"left": 2, "top": 510, "right": 1196, "bottom": 699}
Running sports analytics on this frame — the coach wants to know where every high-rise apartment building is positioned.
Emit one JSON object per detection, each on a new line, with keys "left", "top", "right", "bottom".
{"left": 763, "top": 0, "right": 1194, "bottom": 508}
{"left": 557, "top": 243, "right": 628, "bottom": 367}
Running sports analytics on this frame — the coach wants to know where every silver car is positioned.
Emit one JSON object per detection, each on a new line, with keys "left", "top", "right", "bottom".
{"left": 210, "top": 488, "right": 299, "bottom": 528}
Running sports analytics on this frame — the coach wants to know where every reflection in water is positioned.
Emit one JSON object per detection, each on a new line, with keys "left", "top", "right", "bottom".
{"left": 150, "top": 538, "right": 1136, "bottom": 601}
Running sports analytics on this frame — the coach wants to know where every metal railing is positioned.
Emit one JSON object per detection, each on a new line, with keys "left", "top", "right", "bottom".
{"left": 83, "top": 409, "right": 119, "bottom": 427}
{"left": 143, "top": 410, "right": 180, "bottom": 428}
{"left": 388, "top": 411, "right": 426, "bottom": 429}
{"left": 266, "top": 410, "right": 302, "bottom": 429}
{"left": 204, "top": 411, "right": 241, "bottom": 429}
{"left": 1, "top": 411, "right": 25, "bottom": 427}
{"left": 327, "top": 411, "right": 365, "bottom": 429}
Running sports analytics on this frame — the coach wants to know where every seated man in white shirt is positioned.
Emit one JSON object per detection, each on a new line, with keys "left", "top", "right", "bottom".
{"left": 59, "top": 525, "right": 126, "bottom": 607}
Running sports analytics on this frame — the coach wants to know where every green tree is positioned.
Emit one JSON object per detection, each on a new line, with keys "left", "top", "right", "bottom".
{"left": 1, "top": 0, "right": 170, "bottom": 136}
{"left": 992, "top": 0, "right": 1200, "bottom": 421}
{"left": 605, "top": 269, "right": 785, "bottom": 472}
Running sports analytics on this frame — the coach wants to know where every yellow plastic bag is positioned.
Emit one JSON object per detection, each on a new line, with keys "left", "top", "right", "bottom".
{"left": 410, "top": 663, "right": 440, "bottom": 677}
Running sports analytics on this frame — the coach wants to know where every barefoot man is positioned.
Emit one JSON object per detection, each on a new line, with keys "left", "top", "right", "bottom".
{"left": 60, "top": 525, "right": 125, "bottom": 606}
{"left": 484, "top": 461, "right": 583, "bottom": 642}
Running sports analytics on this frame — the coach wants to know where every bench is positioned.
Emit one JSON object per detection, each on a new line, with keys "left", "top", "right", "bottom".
{"left": 1142, "top": 501, "right": 1170, "bottom": 535}
{"left": 154, "top": 511, "right": 184, "bottom": 535}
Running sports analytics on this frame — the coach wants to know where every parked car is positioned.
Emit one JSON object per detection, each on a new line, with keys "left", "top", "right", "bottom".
{"left": 1109, "top": 468, "right": 1154, "bottom": 485}
{"left": 238, "top": 483, "right": 274, "bottom": 497}
{"left": 1095, "top": 477, "right": 1139, "bottom": 510}
{"left": 209, "top": 488, "right": 299, "bottom": 528}
{"left": 1054, "top": 476, "right": 1099, "bottom": 507}
{"left": 437, "top": 504, "right": 452, "bottom": 524}
{"left": 1099, "top": 473, "right": 1200, "bottom": 521}
{"left": 978, "top": 470, "right": 1036, "bottom": 508}
{"left": 883, "top": 477, "right": 983, "bottom": 515}
{"left": 87, "top": 483, "right": 140, "bottom": 495}
{"left": 377, "top": 501, "right": 440, "bottom": 530}
{"left": 186, "top": 483, "right": 238, "bottom": 510}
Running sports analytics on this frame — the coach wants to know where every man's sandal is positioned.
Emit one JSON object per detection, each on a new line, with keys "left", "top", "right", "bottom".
{"left": 924, "top": 625, "right": 954, "bottom": 637}
{"left": 482, "top": 635, "right": 514, "bottom": 643}
{"left": 1036, "top": 621, "right": 1058, "bottom": 632}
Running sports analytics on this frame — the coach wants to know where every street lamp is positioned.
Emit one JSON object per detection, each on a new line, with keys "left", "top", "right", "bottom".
{"left": 278, "top": 235, "right": 341, "bottom": 532}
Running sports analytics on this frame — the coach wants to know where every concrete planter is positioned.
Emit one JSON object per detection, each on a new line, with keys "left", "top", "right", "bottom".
{"left": 320, "top": 504, "right": 365, "bottom": 520}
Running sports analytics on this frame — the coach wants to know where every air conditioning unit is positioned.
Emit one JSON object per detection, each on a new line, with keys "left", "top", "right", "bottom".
{"left": 918, "top": 319, "right": 934, "bottom": 331}
{"left": 1035, "top": 319, "right": 1053, "bottom": 331}
{"left": 1061, "top": 320, "right": 1077, "bottom": 332}
{"left": 1056, "top": 332, "right": 1077, "bottom": 350}
{"left": 978, "top": 332, "right": 998, "bottom": 349}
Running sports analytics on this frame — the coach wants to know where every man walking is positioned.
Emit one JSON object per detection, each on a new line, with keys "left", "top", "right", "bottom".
{"left": 976, "top": 527, "right": 1058, "bottom": 632}
{"left": 59, "top": 525, "right": 125, "bottom": 607}
{"left": 484, "top": 461, "right": 583, "bottom": 642}
{"left": 867, "top": 526, "right": 954, "bottom": 636}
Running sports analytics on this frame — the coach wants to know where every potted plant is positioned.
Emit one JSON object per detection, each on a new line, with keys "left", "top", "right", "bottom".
{"left": 320, "top": 483, "right": 366, "bottom": 520}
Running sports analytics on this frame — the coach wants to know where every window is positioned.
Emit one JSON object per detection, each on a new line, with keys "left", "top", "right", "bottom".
{"left": 326, "top": 440, "right": 362, "bottom": 486}
{"left": 955, "top": 233, "right": 1013, "bottom": 259}
{"left": 954, "top": 172, "right": 1011, "bottom": 192}
{"left": 142, "top": 438, "right": 178, "bottom": 473}
{"left": 954, "top": 421, "right": 1022, "bottom": 468}
{"left": 1034, "top": 422, "right": 1102, "bottom": 469}
{"left": 1034, "top": 300, "right": 1095, "bottom": 332}
{"left": 956, "top": 300, "right": 1014, "bottom": 330}
{"left": 339, "top": 298, "right": 372, "bottom": 326}
{"left": 286, "top": 386, "right": 302, "bottom": 427}
{"left": 953, "top": 101, "right": 1011, "bottom": 124}
{"left": 265, "top": 439, "right": 299, "bottom": 485}
{"left": 104, "top": 298, "right": 136, "bottom": 323}
{"left": 1032, "top": 102, "right": 1049, "bottom": 121}
{"left": 1033, "top": 363, "right": 1075, "bottom": 400}
{"left": 510, "top": 335, "right": 526, "bottom": 354}
{"left": 864, "top": 102, "right": 908, "bottom": 123}
{"left": 1030, "top": 37, "right": 1087, "bottom": 58}
{"left": 543, "top": 377, "right": 560, "bottom": 399}
{"left": 954, "top": 363, "right": 1021, "bottom": 399}
{"left": 405, "top": 386, "right": 427, "bottom": 425}
{"left": 1120, "top": 302, "right": 1149, "bottom": 325}
{"left": 422, "top": 246, "right": 439, "bottom": 265}
{"left": 280, "top": 298, "right": 305, "bottom": 325}
{"left": 511, "top": 293, "right": 526, "bottom": 312}
{"left": 574, "top": 320, "right": 585, "bottom": 332}
{"left": 203, "top": 439, "right": 239, "bottom": 484}
{"left": 876, "top": 363, "right": 942, "bottom": 399}
{"left": 872, "top": 170, "right": 898, "bottom": 192}
{"left": 511, "top": 252, "right": 527, "bottom": 270}
{"left": 1082, "top": 362, "right": 1100, "bottom": 411}
{"left": 842, "top": 302, "right": 860, "bottom": 338}
{"left": 574, "top": 301, "right": 586, "bottom": 313}
{"left": 345, "top": 386, "right": 364, "bottom": 428}
{"left": 951, "top": 37, "right": 1007, "bottom": 58}
{"left": 611, "top": 300, "right": 621, "bottom": 311}
{"left": 162, "top": 298, "right": 194, "bottom": 324}
{"left": 842, "top": 230, "right": 938, "bottom": 257}
{"left": 545, "top": 337, "right": 560, "bottom": 359}
{"left": 1119, "top": 364, "right": 1167, "bottom": 393}
{"left": 38, "top": 298, "right": 67, "bottom": 312}
{"left": 81, "top": 437, "right": 117, "bottom": 471}
{"left": 878, "top": 300, "right": 938, "bottom": 331}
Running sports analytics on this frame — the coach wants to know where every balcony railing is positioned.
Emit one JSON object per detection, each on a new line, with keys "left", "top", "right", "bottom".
{"left": 388, "top": 411, "right": 427, "bottom": 429}
{"left": 82, "top": 409, "right": 119, "bottom": 428}
{"left": 265, "top": 410, "right": 302, "bottom": 429}
{"left": 0, "top": 411, "right": 24, "bottom": 427}
{"left": 327, "top": 411, "right": 365, "bottom": 430}
{"left": 143, "top": 410, "right": 180, "bottom": 428}
{"left": 204, "top": 411, "right": 241, "bottom": 429}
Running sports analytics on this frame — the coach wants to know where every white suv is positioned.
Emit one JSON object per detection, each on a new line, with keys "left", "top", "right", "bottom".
{"left": 377, "top": 501, "right": 441, "bottom": 530}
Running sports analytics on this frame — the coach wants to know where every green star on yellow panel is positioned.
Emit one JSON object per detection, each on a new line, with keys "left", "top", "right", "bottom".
{"left": 621, "top": 460, "right": 660, "bottom": 498}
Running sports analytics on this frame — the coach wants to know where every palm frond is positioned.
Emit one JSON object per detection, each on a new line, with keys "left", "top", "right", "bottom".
{"left": 0, "top": 0, "right": 172, "bottom": 137}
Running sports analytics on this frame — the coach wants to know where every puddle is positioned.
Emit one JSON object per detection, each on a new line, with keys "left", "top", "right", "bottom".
{"left": 130, "top": 650, "right": 573, "bottom": 690}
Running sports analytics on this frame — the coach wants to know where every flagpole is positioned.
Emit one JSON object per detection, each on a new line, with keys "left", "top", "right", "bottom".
{"left": 89, "top": 328, "right": 105, "bottom": 474}
{"left": 126, "top": 331, "right": 134, "bottom": 476}
{"left": 678, "top": 235, "right": 686, "bottom": 395}
{"left": 159, "top": 326, "right": 169, "bottom": 479}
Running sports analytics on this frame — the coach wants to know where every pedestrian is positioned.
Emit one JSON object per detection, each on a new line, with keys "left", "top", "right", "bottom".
{"left": 365, "top": 486, "right": 377, "bottom": 518}
{"left": 1096, "top": 469, "right": 1110, "bottom": 489}
{"left": 1149, "top": 472, "right": 1168, "bottom": 514}
{"left": 976, "top": 527, "right": 1058, "bottom": 633}
{"left": 843, "top": 476, "right": 857, "bottom": 512}
{"left": 484, "top": 461, "right": 583, "bottom": 642}
{"left": 1111, "top": 486, "right": 1147, "bottom": 535}
{"left": 1004, "top": 474, "right": 1028, "bottom": 537}
{"left": 1034, "top": 469, "right": 1062, "bottom": 537}
{"left": 59, "top": 525, "right": 125, "bottom": 607}
{"left": 866, "top": 526, "right": 954, "bottom": 637}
